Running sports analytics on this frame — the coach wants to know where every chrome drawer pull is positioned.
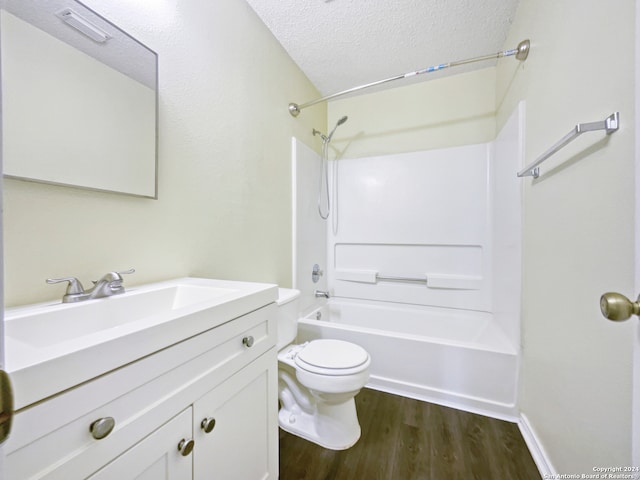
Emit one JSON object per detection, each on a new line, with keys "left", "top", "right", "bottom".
{"left": 90, "top": 417, "right": 115, "bottom": 440}
{"left": 201, "top": 417, "right": 216, "bottom": 434}
{"left": 242, "top": 336, "right": 254, "bottom": 348}
{"left": 178, "top": 438, "right": 195, "bottom": 456}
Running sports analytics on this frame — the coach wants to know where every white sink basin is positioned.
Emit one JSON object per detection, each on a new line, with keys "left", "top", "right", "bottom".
{"left": 7, "top": 284, "right": 236, "bottom": 348}
{"left": 5, "top": 277, "right": 277, "bottom": 409}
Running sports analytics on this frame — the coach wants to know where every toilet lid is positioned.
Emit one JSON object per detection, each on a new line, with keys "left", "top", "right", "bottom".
{"left": 295, "top": 339, "right": 369, "bottom": 371}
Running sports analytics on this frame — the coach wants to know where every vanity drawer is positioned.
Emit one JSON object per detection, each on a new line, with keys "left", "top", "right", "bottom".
{"left": 5, "top": 304, "right": 275, "bottom": 479}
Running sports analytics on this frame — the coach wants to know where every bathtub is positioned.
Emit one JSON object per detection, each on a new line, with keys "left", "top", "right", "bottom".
{"left": 296, "top": 298, "right": 519, "bottom": 419}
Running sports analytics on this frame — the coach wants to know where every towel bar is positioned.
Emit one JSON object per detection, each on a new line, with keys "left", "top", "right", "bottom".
{"left": 517, "top": 112, "right": 619, "bottom": 179}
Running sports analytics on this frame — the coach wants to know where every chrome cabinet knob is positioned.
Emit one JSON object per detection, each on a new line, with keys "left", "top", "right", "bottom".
{"left": 178, "top": 438, "right": 195, "bottom": 456}
{"left": 242, "top": 336, "right": 254, "bottom": 348}
{"left": 90, "top": 417, "right": 115, "bottom": 440}
{"left": 200, "top": 417, "right": 216, "bottom": 434}
{"left": 600, "top": 292, "right": 640, "bottom": 321}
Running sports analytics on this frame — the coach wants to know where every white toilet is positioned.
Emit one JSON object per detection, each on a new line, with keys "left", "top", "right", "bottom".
{"left": 276, "top": 288, "right": 371, "bottom": 450}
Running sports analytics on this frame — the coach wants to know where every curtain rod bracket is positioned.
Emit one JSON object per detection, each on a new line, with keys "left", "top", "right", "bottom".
{"left": 515, "top": 39, "right": 530, "bottom": 61}
{"left": 289, "top": 103, "right": 301, "bottom": 117}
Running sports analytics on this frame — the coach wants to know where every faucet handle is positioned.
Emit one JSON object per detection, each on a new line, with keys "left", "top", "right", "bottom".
{"left": 93, "top": 269, "right": 135, "bottom": 285}
{"left": 46, "top": 276, "right": 85, "bottom": 294}
{"left": 112, "top": 268, "right": 135, "bottom": 282}
{"left": 107, "top": 269, "right": 134, "bottom": 294}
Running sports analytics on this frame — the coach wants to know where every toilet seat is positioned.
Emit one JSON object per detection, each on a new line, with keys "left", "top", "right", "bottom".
{"left": 294, "top": 339, "right": 370, "bottom": 376}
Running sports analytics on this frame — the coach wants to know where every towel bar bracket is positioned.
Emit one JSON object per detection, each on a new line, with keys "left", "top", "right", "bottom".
{"left": 603, "top": 112, "right": 620, "bottom": 134}
{"left": 576, "top": 112, "right": 619, "bottom": 135}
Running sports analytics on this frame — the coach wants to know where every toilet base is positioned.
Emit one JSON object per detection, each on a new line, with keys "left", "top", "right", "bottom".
{"left": 278, "top": 397, "right": 361, "bottom": 450}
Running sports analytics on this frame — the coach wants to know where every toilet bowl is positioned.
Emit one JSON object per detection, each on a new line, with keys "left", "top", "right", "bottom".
{"left": 276, "top": 288, "right": 371, "bottom": 450}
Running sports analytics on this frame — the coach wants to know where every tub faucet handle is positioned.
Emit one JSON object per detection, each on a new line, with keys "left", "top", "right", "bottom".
{"left": 312, "top": 264, "right": 323, "bottom": 283}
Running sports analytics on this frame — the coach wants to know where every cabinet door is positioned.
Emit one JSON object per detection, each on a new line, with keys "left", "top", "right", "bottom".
{"left": 88, "top": 407, "right": 194, "bottom": 480}
{"left": 193, "top": 350, "right": 278, "bottom": 480}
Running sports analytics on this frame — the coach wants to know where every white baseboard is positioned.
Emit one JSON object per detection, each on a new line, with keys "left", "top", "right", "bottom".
{"left": 518, "top": 413, "right": 555, "bottom": 479}
{"left": 366, "top": 375, "right": 519, "bottom": 422}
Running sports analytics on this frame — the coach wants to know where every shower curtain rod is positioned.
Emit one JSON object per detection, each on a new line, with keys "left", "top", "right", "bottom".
{"left": 288, "top": 39, "right": 530, "bottom": 117}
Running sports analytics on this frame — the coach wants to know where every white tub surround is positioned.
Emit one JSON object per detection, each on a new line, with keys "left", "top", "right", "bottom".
{"left": 292, "top": 138, "right": 329, "bottom": 314}
{"left": 292, "top": 102, "right": 524, "bottom": 420}
{"left": 328, "top": 142, "right": 492, "bottom": 312}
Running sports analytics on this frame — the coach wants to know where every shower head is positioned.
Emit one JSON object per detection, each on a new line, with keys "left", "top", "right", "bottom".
{"left": 327, "top": 116, "right": 348, "bottom": 142}
{"left": 312, "top": 116, "right": 349, "bottom": 143}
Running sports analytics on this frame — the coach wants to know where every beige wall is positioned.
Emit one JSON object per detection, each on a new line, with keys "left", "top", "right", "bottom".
{"left": 497, "top": 0, "right": 635, "bottom": 473}
{"left": 328, "top": 67, "right": 497, "bottom": 158}
{"left": 3, "top": 0, "right": 326, "bottom": 306}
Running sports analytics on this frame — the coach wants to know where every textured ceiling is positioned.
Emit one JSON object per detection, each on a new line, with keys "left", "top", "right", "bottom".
{"left": 246, "top": 0, "right": 521, "bottom": 99}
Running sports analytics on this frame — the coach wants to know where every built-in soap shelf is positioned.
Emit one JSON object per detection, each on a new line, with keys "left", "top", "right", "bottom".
{"left": 334, "top": 269, "right": 482, "bottom": 291}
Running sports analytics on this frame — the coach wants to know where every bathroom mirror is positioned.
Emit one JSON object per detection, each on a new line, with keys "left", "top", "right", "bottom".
{"left": 0, "top": 0, "right": 158, "bottom": 198}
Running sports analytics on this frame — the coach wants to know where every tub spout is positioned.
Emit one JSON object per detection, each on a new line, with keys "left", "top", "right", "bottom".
{"left": 314, "top": 290, "right": 330, "bottom": 299}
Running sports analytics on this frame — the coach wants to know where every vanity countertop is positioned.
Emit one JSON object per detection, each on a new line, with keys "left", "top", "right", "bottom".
{"left": 4, "top": 277, "right": 278, "bottom": 410}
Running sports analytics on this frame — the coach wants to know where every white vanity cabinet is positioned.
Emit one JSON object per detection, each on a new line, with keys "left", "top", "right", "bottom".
{"left": 4, "top": 303, "right": 278, "bottom": 480}
{"left": 88, "top": 407, "right": 194, "bottom": 480}
{"left": 193, "top": 350, "right": 277, "bottom": 479}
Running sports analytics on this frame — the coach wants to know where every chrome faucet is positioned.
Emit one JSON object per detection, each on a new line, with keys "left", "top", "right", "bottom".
{"left": 47, "top": 269, "right": 135, "bottom": 303}
{"left": 89, "top": 270, "right": 133, "bottom": 298}
{"left": 314, "top": 289, "right": 330, "bottom": 299}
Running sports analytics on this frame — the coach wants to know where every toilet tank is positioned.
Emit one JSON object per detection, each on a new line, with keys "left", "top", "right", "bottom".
{"left": 276, "top": 288, "right": 301, "bottom": 349}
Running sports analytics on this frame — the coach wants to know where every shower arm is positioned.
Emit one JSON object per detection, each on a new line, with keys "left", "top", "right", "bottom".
{"left": 288, "top": 39, "right": 530, "bottom": 117}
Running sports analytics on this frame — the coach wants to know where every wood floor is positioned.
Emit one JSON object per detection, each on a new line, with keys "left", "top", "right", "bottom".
{"left": 279, "top": 388, "right": 541, "bottom": 480}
